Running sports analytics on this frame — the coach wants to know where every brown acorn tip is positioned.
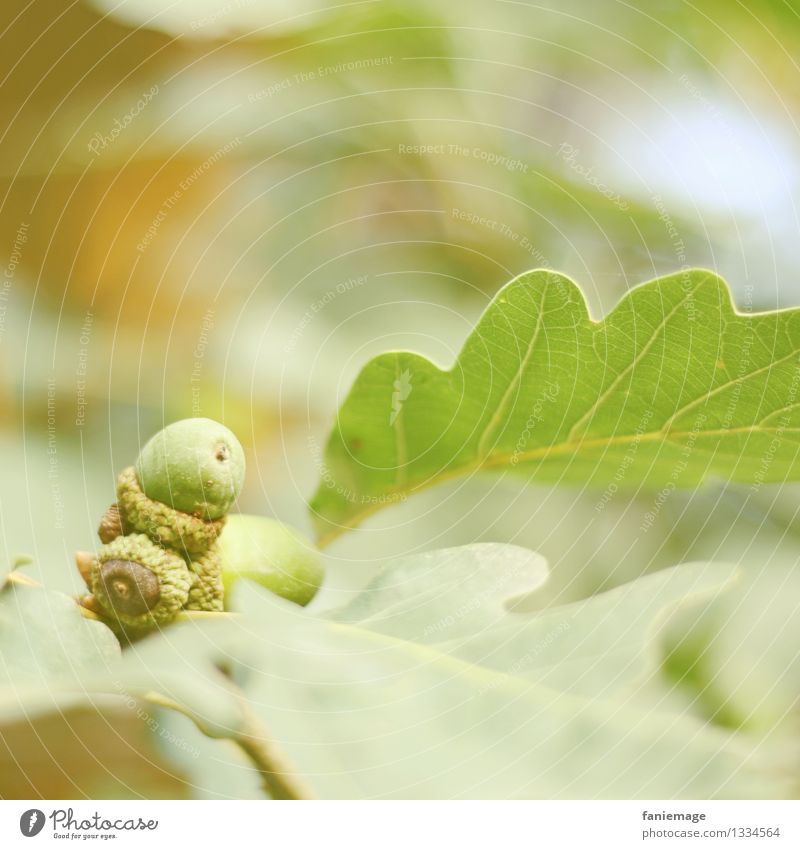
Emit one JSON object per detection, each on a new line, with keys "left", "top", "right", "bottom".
{"left": 98, "top": 503, "right": 125, "bottom": 544}
{"left": 75, "top": 550, "right": 95, "bottom": 589}
{"left": 99, "top": 559, "right": 161, "bottom": 617}
{"left": 78, "top": 594, "right": 105, "bottom": 616}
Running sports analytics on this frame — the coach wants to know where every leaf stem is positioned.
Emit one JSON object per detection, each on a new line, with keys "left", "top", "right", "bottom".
{"left": 232, "top": 691, "right": 316, "bottom": 800}
{"left": 20, "top": 572, "right": 309, "bottom": 797}
{"left": 144, "top": 686, "right": 315, "bottom": 801}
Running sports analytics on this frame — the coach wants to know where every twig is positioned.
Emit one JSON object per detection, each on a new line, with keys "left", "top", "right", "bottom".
{"left": 145, "top": 687, "right": 315, "bottom": 800}
{"left": 7, "top": 568, "right": 309, "bottom": 798}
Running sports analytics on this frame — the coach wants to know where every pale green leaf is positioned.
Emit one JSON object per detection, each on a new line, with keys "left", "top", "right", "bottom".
{"left": 100, "top": 544, "right": 785, "bottom": 799}
{"left": 95, "top": 617, "right": 246, "bottom": 739}
{"left": 323, "top": 542, "right": 548, "bottom": 643}
{"left": 323, "top": 547, "right": 737, "bottom": 700}
{"left": 0, "top": 582, "right": 120, "bottom": 722}
{"left": 310, "top": 269, "right": 800, "bottom": 543}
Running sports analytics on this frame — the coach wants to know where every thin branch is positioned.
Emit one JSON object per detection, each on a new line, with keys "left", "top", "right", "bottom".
{"left": 10, "top": 569, "right": 310, "bottom": 798}
{"left": 144, "top": 686, "right": 315, "bottom": 801}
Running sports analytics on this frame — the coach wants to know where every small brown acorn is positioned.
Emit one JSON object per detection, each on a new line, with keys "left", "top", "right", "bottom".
{"left": 98, "top": 503, "right": 125, "bottom": 544}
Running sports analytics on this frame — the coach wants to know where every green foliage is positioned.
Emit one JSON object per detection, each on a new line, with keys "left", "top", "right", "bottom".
{"left": 0, "top": 578, "right": 120, "bottom": 723}
{"left": 311, "top": 270, "right": 800, "bottom": 543}
{"left": 1, "top": 545, "right": 792, "bottom": 799}
{"left": 4, "top": 273, "right": 799, "bottom": 799}
{"left": 5, "top": 0, "right": 800, "bottom": 803}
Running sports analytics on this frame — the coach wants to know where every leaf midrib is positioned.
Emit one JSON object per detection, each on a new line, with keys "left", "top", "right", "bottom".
{"left": 318, "top": 421, "right": 797, "bottom": 546}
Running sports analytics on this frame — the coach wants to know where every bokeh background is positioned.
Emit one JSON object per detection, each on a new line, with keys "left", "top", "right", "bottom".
{"left": 2, "top": 0, "right": 800, "bottom": 797}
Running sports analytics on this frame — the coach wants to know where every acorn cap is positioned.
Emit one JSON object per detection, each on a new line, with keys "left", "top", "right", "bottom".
{"left": 116, "top": 466, "right": 224, "bottom": 556}
{"left": 134, "top": 418, "right": 245, "bottom": 520}
{"left": 90, "top": 533, "right": 192, "bottom": 629}
{"left": 185, "top": 544, "right": 224, "bottom": 612}
{"left": 75, "top": 550, "right": 94, "bottom": 588}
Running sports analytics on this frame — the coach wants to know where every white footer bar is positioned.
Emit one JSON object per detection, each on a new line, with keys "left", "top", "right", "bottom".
{"left": 1, "top": 800, "right": 797, "bottom": 848}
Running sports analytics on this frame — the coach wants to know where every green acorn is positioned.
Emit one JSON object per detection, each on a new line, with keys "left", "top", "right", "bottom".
{"left": 218, "top": 514, "right": 324, "bottom": 608}
{"left": 135, "top": 418, "right": 245, "bottom": 520}
{"left": 88, "top": 534, "right": 192, "bottom": 629}
{"left": 79, "top": 418, "right": 248, "bottom": 631}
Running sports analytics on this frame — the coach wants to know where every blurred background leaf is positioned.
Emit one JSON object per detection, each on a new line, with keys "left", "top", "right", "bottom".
{"left": 0, "top": 706, "right": 192, "bottom": 799}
